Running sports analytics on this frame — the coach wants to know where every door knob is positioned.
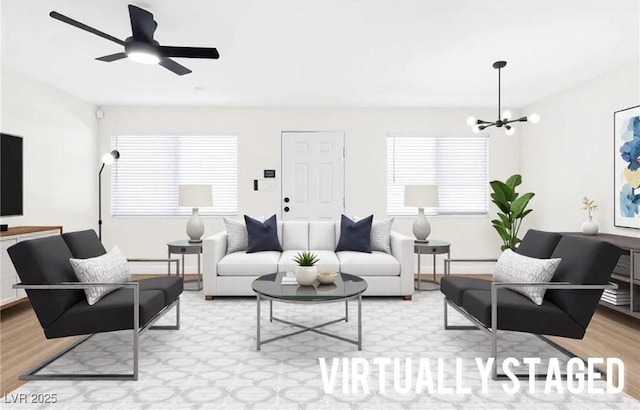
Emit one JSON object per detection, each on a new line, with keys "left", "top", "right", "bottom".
{"left": 284, "top": 207, "right": 290, "bottom": 212}
{"left": 284, "top": 197, "right": 290, "bottom": 203}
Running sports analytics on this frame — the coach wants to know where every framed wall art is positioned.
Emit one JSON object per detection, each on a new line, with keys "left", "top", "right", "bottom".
{"left": 614, "top": 105, "right": 640, "bottom": 229}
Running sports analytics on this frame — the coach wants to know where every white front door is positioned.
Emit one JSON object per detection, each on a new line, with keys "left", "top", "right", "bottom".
{"left": 281, "top": 131, "right": 345, "bottom": 220}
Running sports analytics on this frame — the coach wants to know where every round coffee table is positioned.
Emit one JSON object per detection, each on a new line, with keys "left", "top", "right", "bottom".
{"left": 252, "top": 272, "right": 367, "bottom": 351}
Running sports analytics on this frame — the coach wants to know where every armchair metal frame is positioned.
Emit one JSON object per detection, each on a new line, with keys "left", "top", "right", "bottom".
{"left": 13, "top": 258, "right": 181, "bottom": 381}
{"left": 443, "top": 258, "right": 616, "bottom": 380}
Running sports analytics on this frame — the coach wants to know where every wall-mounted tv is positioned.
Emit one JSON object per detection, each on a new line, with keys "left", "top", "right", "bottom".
{"left": 1, "top": 133, "right": 24, "bottom": 216}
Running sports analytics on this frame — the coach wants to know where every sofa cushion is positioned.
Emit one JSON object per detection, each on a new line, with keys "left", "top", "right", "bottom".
{"left": 245, "top": 215, "right": 283, "bottom": 253}
{"left": 493, "top": 249, "right": 561, "bottom": 305}
{"left": 440, "top": 276, "right": 491, "bottom": 306}
{"left": 278, "top": 250, "right": 340, "bottom": 272}
{"left": 335, "top": 215, "right": 373, "bottom": 253}
{"left": 138, "top": 277, "right": 183, "bottom": 305}
{"left": 371, "top": 218, "right": 394, "bottom": 254}
{"left": 516, "top": 230, "right": 562, "bottom": 259}
{"left": 337, "top": 251, "right": 400, "bottom": 276}
{"left": 282, "top": 221, "right": 309, "bottom": 251}
{"left": 309, "top": 221, "right": 336, "bottom": 250}
{"left": 62, "top": 230, "right": 106, "bottom": 259}
{"left": 44, "top": 289, "right": 166, "bottom": 339}
{"left": 546, "top": 236, "right": 622, "bottom": 329}
{"left": 217, "top": 251, "right": 281, "bottom": 276}
{"left": 70, "top": 246, "right": 132, "bottom": 305}
{"left": 7, "top": 235, "right": 85, "bottom": 329}
{"left": 461, "top": 289, "right": 585, "bottom": 339}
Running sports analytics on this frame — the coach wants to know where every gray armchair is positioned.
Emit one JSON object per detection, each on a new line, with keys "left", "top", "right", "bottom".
{"left": 8, "top": 230, "right": 183, "bottom": 381}
{"left": 440, "top": 230, "right": 622, "bottom": 380}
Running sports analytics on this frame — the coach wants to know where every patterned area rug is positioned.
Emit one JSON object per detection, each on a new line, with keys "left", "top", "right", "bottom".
{"left": 8, "top": 290, "right": 639, "bottom": 409}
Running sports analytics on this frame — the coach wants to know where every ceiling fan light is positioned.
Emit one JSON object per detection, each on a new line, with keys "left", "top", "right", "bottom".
{"left": 128, "top": 51, "right": 160, "bottom": 64}
{"left": 529, "top": 113, "right": 541, "bottom": 124}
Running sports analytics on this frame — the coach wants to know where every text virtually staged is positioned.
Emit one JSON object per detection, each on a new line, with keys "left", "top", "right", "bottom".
{"left": 319, "top": 357, "right": 625, "bottom": 395}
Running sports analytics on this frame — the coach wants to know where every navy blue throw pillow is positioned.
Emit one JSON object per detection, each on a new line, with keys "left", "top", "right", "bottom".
{"left": 335, "top": 215, "right": 373, "bottom": 253}
{"left": 245, "top": 214, "right": 283, "bottom": 253}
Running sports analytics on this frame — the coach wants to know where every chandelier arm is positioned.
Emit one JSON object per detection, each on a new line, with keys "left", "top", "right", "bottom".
{"left": 479, "top": 122, "right": 496, "bottom": 131}
{"left": 504, "top": 116, "right": 528, "bottom": 125}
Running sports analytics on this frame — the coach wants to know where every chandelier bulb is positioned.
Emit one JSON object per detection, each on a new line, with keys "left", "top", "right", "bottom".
{"left": 472, "top": 125, "right": 481, "bottom": 134}
{"left": 529, "top": 113, "right": 541, "bottom": 124}
{"left": 502, "top": 110, "right": 512, "bottom": 120}
{"left": 505, "top": 127, "right": 516, "bottom": 136}
{"left": 466, "top": 116, "right": 477, "bottom": 127}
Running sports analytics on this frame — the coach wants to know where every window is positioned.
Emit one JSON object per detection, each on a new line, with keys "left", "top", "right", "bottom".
{"left": 111, "top": 135, "right": 238, "bottom": 217}
{"left": 387, "top": 134, "right": 489, "bottom": 216}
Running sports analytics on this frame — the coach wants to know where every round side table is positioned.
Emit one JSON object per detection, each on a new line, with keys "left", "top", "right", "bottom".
{"left": 414, "top": 240, "right": 450, "bottom": 291}
{"left": 167, "top": 240, "right": 203, "bottom": 291}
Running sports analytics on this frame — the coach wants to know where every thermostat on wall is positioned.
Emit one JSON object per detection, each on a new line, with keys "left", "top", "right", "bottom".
{"left": 264, "top": 170, "right": 276, "bottom": 178}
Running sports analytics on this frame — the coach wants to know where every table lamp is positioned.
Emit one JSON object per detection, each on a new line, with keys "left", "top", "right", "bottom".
{"left": 179, "top": 184, "right": 213, "bottom": 243}
{"left": 404, "top": 185, "right": 439, "bottom": 242}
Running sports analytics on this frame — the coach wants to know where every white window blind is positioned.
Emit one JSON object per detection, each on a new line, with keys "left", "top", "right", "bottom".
{"left": 111, "top": 135, "right": 238, "bottom": 217}
{"left": 387, "top": 134, "right": 489, "bottom": 216}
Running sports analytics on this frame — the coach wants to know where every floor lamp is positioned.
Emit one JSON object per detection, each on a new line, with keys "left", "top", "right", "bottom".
{"left": 98, "top": 150, "right": 120, "bottom": 241}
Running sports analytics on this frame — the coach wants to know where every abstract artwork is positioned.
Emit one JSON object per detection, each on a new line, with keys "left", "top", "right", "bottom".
{"left": 614, "top": 105, "right": 640, "bottom": 229}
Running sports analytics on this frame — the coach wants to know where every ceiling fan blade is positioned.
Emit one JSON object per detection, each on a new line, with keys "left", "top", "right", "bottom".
{"left": 159, "top": 58, "right": 192, "bottom": 76}
{"left": 159, "top": 46, "right": 219, "bottom": 59}
{"left": 49, "top": 11, "right": 124, "bottom": 46}
{"left": 95, "top": 52, "right": 127, "bottom": 62}
{"left": 128, "top": 5, "right": 157, "bottom": 42}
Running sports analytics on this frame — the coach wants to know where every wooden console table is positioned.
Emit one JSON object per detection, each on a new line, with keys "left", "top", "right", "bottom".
{"left": 1, "top": 226, "right": 63, "bottom": 309}
{"left": 564, "top": 232, "right": 640, "bottom": 319}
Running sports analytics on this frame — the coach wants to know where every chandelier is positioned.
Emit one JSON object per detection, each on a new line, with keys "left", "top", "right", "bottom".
{"left": 466, "top": 61, "right": 540, "bottom": 136}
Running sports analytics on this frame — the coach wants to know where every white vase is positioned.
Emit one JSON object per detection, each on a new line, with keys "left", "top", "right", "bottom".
{"left": 581, "top": 215, "right": 599, "bottom": 235}
{"left": 295, "top": 266, "right": 317, "bottom": 286}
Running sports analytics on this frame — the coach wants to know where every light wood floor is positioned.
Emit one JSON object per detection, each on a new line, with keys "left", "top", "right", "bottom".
{"left": 1, "top": 274, "right": 639, "bottom": 401}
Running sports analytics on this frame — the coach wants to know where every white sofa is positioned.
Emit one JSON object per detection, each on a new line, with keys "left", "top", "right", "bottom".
{"left": 203, "top": 220, "right": 414, "bottom": 298}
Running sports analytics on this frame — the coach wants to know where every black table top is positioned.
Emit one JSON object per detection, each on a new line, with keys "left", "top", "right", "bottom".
{"left": 252, "top": 272, "right": 367, "bottom": 301}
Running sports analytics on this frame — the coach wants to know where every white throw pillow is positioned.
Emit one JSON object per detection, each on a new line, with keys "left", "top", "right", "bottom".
{"left": 69, "top": 246, "right": 131, "bottom": 306}
{"left": 223, "top": 217, "right": 248, "bottom": 253}
{"left": 371, "top": 218, "right": 394, "bottom": 253}
{"left": 493, "top": 249, "right": 561, "bottom": 305}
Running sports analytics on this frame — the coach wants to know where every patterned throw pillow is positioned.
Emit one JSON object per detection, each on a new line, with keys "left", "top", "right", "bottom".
{"left": 223, "top": 217, "right": 248, "bottom": 253}
{"left": 371, "top": 218, "right": 394, "bottom": 253}
{"left": 69, "top": 246, "right": 131, "bottom": 306}
{"left": 493, "top": 249, "right": 561, "bottom": 305}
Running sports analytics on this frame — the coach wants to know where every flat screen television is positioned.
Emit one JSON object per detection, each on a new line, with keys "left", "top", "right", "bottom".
{"left": 1, "top": 133, "right": 24, "bottom": 216}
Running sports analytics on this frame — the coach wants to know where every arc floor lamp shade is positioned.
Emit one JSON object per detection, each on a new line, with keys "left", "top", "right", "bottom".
{"left": 404, "top": 185, "right": 439, "bottom": 241}
{"left": 179, "top": 184, "right": 213, "bottom": 243}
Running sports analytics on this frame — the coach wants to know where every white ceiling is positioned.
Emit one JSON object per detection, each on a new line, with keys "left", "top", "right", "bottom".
{"left": 1, "top": 0, "right": 639, "bottom": 107}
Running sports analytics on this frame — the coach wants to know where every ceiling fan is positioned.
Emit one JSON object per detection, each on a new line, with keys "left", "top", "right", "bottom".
{"left": 49, "top": 4, "right": 219, "bottom": 76}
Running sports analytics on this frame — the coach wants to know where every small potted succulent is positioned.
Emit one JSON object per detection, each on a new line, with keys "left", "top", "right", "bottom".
{"left": 293, "top": 251, "right": 319, "bottom": 286}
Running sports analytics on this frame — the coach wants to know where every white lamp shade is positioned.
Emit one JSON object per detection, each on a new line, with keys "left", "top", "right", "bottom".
{"left": 179, "top": 185, "right": 213, "bottom": 207}
{"left": 404, "top": 185, "right": 439, "bottom": 207}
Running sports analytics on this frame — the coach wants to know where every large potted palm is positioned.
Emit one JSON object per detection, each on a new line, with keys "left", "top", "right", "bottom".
{"left": 490, "top": 174, "right": 535, "bottom": 251}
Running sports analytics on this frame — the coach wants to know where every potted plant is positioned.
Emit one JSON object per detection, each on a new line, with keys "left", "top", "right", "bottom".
{"left": 490, "top": 174, "right": 535, "bottom": 251}
{"left": 293, "top": 251, "right": 319, "bottom": 286}
{"left": 581, "top": 197, "right": 599, "bottom": 235}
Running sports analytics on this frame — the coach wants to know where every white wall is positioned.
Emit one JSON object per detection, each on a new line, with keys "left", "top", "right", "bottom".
{"left": 0, "top": 67, "right": 98, "bottom": 232}
{"left": 520, "top": 61, "right": 640, "bottom": 237}
{"left": 98, "top": 106, "right": 521, "bottom": 272}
